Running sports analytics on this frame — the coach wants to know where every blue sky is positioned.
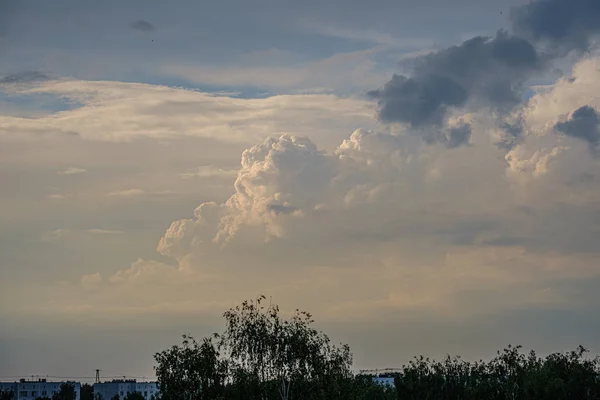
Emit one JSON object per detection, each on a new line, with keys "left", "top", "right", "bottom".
{"left": 3, "top": 0, "right": 600, "bottom": 383}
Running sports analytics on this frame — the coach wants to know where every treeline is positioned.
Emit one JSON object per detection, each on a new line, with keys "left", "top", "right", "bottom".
{"left": 4, "top": 297, "right": 598, "bottom": 400}
{"left": 153, "top": 296, "right": 600, "bottom": 399}
{"left": 392, "top": 344, "right": 600, "bottom": 399}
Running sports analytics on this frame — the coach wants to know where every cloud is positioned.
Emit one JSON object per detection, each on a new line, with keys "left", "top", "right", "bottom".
{"left": 158, "top": 134, "right": 337, "bottom": 256}
{"left": 180, "top": 166, "right": 237, "bottom": 179}
{"left": 47, "top": 194, "right": 70, "bottom": 200}
{"left": 58, "top": 167, "right": 87, "bottom": 175}
{"left": 7, "top": 53, "right": 600, "bottom": 330}
{"left": 444, "top": 122, "right": 472, "bottom": 148}
{"left": 81, "top": 272, "right": 102, "bottom": 286}
{"left": 554, "top": 105, "right": 600, "bottom": 151}
{"left": 41, "top": 228, "right": 71, "bottom": 242}
{"left": 84, "top": 229, "right": 125, "bottom": 235}
{"left": 158, "top": 126, "right": 503, "bottom": 267}
{"left": 41, "top": 228, "right": 125, "bottom": 241}
{"left": 293, "top": 20, "right": 434, "bottom": 47}
{"left": 163, "top": 47, "right": 394, "bottom": 93}
{"left": 369, "top": 0, "right": 600, "bottom": 149}
{"left": 0, "top": 79, "right": 378, "bottom": 146}
{"left": 107, "top": 188, "right": 146, "bottom": 197}
{"left": 147, "top": 56, "right": 600, "bottom": 286}
{"left": 510, "top": 0, "right": 600, "bottom": 54}
{"left": 109, "top": 259, "right": 177, "bottom": 285}
{"left": 0, "top": 71, "right": 50, "bottom": 84}
{"left": 6, "top": 55, "right": 600, "bottom": 335}
{"left": 368, "top": 32, "right": 542, "bottom": 147}
{"left": 130, "top": 20, "right": 156, "bottom": 32}
{"left": 108, "top": 258, "right": 217, "bottom": 287}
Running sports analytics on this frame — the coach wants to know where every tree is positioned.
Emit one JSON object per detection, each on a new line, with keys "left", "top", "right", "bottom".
{"left": 80, "top": 384, "right": 93, "bottom": 400}
{"left": 154, "top": 295, "right": 369, "bottom": 400}
{"left": 52, "top": 383, "right": 76, "bottom": 400}
{"left": 0, "top": 391, "right": 14, "bottom": 400}
{"left": 220, "top": 295, "right": 353, "bottom": 400}
{"left": 155, "top": 334, "right": 227, "bottom": 399}
{"left": 123, "top": 393, "right": 145, "bottom": 400}
{"left": 392, "top": 344, "right": 600, "bottom": 400}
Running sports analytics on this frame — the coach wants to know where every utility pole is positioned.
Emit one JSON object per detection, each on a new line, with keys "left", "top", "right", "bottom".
{"left": 95, "top": 369, "right": 101, "bottom": 384}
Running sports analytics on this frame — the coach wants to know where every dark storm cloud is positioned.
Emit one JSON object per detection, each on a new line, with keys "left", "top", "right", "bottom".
{"left": 369, "top": 32, "right": 542, "bottom": 147}
{"left": 444, "top": 123, "right": 472, "bottom": 148}
{"left": 510, "top": 0, "right": 600, "bottom": 54}
{"left": 419, "top": 122, "right": 472, "bottom": 149}
{"left": 554, "top": 106, "right": 600, "bottom": 150}
{"left": 0, "top": 71, "right": 49, "bottom": 84}
{"left": 130, "top": 20, "right": 156, "bottom": 32}
{"left": 371, "top": 0, "right": 600, "bottom": 149}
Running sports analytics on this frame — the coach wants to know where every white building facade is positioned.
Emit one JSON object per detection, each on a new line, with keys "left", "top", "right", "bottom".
{"left": 0, "top": 379, "right": 81, "bottom": 400}
{"left": 93, "top": 380, "right": 158, "bottom": 400}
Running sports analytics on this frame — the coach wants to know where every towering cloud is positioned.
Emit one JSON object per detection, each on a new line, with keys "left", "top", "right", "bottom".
{"left": 152, "top": 51, "right": 600, "bottom": 271}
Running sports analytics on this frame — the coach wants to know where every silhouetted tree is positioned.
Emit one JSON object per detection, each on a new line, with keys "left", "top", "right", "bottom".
{"left": 80, "top": 384, "right": 93, "bottom": 400}
{"left": 52, "top": 383, "right": 76, "bottom": 400}
{"left": 393, "top": 344, "right": 600, "bottom": 400}
{"left": 155, "top": 297, "right": 600, "bottom": 399}
{"left": 154, "top": 295, "right": 387, "bottom": 400}
{"left": 123, "top": 392, "right": 145, "bottom": 400}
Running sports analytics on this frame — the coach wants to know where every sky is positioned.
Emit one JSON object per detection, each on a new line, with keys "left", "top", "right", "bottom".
{"left": 2, "top": 0, "right": 600, "bottom": 382}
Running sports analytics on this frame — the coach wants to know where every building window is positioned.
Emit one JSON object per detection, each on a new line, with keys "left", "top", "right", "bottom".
{"left": 32, "top": 391, "right": 37, "bottom": 397}
{"left": 42, "top": 391, "right": 47, "bottom": 396}
{"left": 20, "top": 391, "right": 27, "bottom": 397}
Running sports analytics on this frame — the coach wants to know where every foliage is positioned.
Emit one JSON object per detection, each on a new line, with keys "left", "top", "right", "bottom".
{"left": 52, "top": 383, "right": 76, "bottom": 400}
{"left": 154, "top": 296, "right": 600, "bottom": 399}
{"left": 80, "top": 384, "right": 93, "bottom": 400}
{"left": 123, "top": 392, "right": 146, "bottom": 400}
{"left": 154, "top": 295, "right": 381, "bottom": 400}
{"left": 393, "top": 344, "right": 600, "bottom": 400}
{"left": 154, "top": 333, "right": 227, "bottom": 399}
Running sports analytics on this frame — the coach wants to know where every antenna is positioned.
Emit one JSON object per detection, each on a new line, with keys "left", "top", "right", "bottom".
{"left": 95, "top": 369, "right": 101, "bottom": 384}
